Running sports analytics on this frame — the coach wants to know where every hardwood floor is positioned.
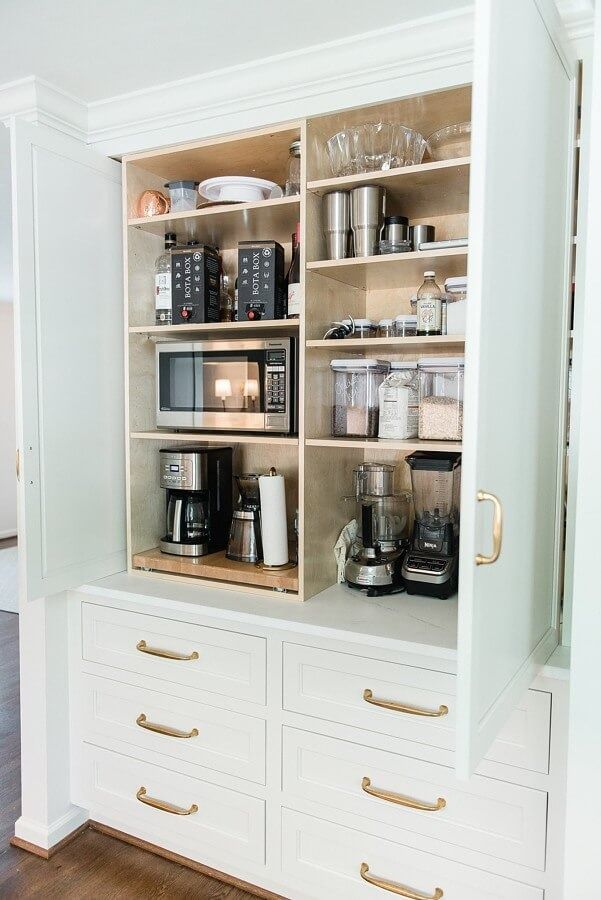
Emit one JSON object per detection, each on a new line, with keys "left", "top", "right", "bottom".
{"left": 0, "top": 611, "right": 259, "bottom": 899}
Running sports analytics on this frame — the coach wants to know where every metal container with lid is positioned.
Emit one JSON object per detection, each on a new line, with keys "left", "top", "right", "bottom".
{"left": 380, "top": 215, "right": 411, "bottom": 254}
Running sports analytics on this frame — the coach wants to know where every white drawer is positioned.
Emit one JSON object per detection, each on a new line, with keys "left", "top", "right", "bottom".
{"left": 79, "top": 674, "right": 266, "bottom": 784}
{"left": 282, "top": 727, "right": 547, "bottom": 869}
{"left": 82, "top": 603, "right": 266, "bottom": 704}
{"left": 82, "top": 745, "right": 265, "bottom": 865}
{"left": 281, "top": 809, "right": 544, "bottom": 900}
{"left": 283, "top": 644, "right": 455, "bottom": 750}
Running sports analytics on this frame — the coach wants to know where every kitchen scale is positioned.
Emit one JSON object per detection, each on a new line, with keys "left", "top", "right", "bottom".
{"left": 402, "top": 451, "right": 462, "bottom": 599}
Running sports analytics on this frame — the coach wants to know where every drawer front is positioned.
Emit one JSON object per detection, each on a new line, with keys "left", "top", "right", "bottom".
{"left": 282, "top": 728, "right": 547, "bottom": 869}
{"left": 82, "top": 603, "right": 266, "bottom": 704}
{"left": 283, "top": 644, "right": 455, "bottom": 750}
{"left": 485, "top": 689, "right": 551, "bottom": 774}
{"left": 82, "top": 745, "right": 265, "bottom": 864}
{"left": 282, "top": 809, "right": 544, "bottom": 900}
{"left": 80, "top": 674, "right": 266, "bottom": 784}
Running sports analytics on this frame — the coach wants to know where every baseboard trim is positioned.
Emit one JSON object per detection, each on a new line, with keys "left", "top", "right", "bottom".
{"left": 89, "top": 821, "right": 284, "bottom": 900}
{"left": 11, "top": 822, "right": 89, "bottom": 859}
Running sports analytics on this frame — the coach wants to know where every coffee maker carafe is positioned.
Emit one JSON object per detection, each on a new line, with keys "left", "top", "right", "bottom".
{"left": 402, "top": 451, "right": 461, "bottom": 598}
{"left": 159, "top": 447, "right": 232, "bottom": 557}
{"left": 227, "top": 473, "right": 263, "bottom": 563}
{"left": 344, "top": 463, "right": 412, "bottom": 596}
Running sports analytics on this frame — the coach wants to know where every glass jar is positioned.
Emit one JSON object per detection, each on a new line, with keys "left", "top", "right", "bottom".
{"left": 417, "top": 356, "right": 465, "bottom": 440}
{"left": 416, "top": 271, "right": 443, "bottom": 336}
{"left": 330, "top": 359, "right": 389, "bottom": 437}
{"left": 394, "top": 314, "right": 418, "bottom": 336}
{"left": 285, "top": 140, "right": 301, "bottom": 196}
{"left": 377, "top": 318, "right": 395, "bottom": 338}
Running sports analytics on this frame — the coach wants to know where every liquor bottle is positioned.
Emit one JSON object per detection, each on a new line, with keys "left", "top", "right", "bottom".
{"left": 286, "top": 223, "right": 301, "bottom": 319}
{"left": 219, "top": 272, "right": 234, "bottom": 322}
{"left": 154, "top": 232, "right": 176, "bottom": 325}
{"left": 416, "top": 271, "right": 442, "bottom": 336}
{"left": 234, "top": 277, "right": 239, "bottom": 321}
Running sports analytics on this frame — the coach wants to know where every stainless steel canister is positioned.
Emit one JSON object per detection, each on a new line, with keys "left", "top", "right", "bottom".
{"left": 323, "top": 191, "right": 350, "bottom": 260}
{"left": 350, "top": 185, "right": 386, "bottom": 257}
{"left": 409, "top": 223, "right": 436, "bottom": 250}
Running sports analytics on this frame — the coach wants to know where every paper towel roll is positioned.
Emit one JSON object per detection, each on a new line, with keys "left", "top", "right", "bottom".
{"left": 259, "top": 471, "right": 289, "bottom": 566}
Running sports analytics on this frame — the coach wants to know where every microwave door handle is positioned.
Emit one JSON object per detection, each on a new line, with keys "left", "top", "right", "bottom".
{"left": 172, "top": 497, "right": 183, "bottom": 543}
{"left": 215, "top": 460, "right": 221, "bottom": 511}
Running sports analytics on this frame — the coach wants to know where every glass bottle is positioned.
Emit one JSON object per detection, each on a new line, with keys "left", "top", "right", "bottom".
{"left": 234, "top": 276, "right": 239, "bottom": 321}
{"left": 416, "top": 271, "right": 442, "bottom": 336}
{"left": 285, "top": 140, "right": 301, "bottom": 196}
{"left": 154, "top": 232, "right": 176, "bottom": 325}
{"left": 286, "top": 224, "right": 302, "bottom": 319}
{"left": 219, "top": 272, "right": 234, "bottom": 322}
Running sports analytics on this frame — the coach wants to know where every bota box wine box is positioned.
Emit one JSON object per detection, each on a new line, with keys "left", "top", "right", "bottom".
{"left": 237, "top": 240, "right": 286, "bottom": 320}
{"left": 171, "top": 244, "right": 220, "bottom": 323}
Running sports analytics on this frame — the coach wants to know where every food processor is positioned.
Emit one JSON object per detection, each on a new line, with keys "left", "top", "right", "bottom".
{"left": 344, "top": 463, "right": 412, "bottom": 596}
{"left": 402, "top": 451, "right": 461, "bottom": 598}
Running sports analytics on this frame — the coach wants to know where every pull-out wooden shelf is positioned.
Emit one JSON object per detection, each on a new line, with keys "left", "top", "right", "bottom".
{"left": 133, "top": 547, "right": 298, "bottom": 593}
{"left": 129, "top": 195, "right": 300, "bottom": 249}
{"left": 307, "top": 248, "right": 468, "bottom": 290}
{"left": 306, "top": 437, "right": 462, "bottom": 452}
{"left": 131, "top": 431, "right": 299, "bottom": 447}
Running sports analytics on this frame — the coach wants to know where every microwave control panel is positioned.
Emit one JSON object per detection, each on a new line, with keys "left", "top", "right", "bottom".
{"left": 265, "top": 346, "right": 290, "bottom": 431}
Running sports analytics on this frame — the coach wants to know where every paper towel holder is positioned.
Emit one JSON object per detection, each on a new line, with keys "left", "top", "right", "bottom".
{"left": 255, "top": 467, "right": 297, "bottom": 574}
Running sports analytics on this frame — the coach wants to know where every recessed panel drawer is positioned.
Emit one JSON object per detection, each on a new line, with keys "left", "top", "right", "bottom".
{"left": 282, "top": 727, "right": 547, "bottom": 869}
{"left": 82, "top": 603, "right": 266, "bottom": 704}
{"left": 82, "top": 745, "right": 265, "bottom": 864}
{"left": 281, "top": 809, "right": 544, "bottom": 900}
{"left": 283, "top": 644, "right": 455, "bottom": 750}
{"left": 80, "top": 674, "right": 266, "bottom": 784}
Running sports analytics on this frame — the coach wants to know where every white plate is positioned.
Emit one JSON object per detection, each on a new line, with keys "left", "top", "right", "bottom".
{"left": 199, "top": 176, "right": 283, "bottom": 203}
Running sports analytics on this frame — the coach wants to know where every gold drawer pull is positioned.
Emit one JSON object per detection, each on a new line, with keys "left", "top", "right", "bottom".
{"left": 362, "top": 777, "right": 446, "bottom": 812}
{"left": 136, "top": 639, "right": 198, "bottom": 661}
{"left": 475, "top": 490, "right": 503, "bottom": 565}
{"left": 360, "top": 863, "right": 443, "bottom": 899}
{"left": 136, "top": 713, "right": 199, "bottom": 739}
{"left": 136, "top": 786, "right": 198, "bottom": 816}
{"left": 363, "top": 689, "right": 448, "bottom": 718}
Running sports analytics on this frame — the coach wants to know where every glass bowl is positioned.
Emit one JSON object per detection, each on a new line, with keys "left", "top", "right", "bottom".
{"left": 426, "top": 122, "right": 471, "bottom": 160}
{"left": 326, "top": 123, "right": 426, "bottom": 176}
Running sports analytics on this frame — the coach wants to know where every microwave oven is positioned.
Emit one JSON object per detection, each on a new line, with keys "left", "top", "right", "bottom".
{"left": 156, "top": 337, "right": 298, "bottom": 434}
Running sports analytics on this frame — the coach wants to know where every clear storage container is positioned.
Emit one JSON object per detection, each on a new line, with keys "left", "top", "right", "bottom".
{"left": 352, "top": 318, "right": 377, "bottom": 339}
{"left": 417, "top": 356, "right": 465, "bottom": 440}
{"left": 164, "top": 180, "right": 199, "bottom": 213}
{"left": 331, "top": 359, "right": 389, "bottom": 437}
{"left": 394, "top": 314, "right": 418, "bottom": 336}
{"left": 377, "top": 318, "right": 395, "bottom": 337}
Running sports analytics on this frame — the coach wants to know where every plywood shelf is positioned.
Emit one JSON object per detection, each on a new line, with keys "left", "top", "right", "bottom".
{"left": 306, "top": 335, "right": 465, "bottom": 351}
{"left": 306, "top": 437, "right": 462, "bottom": 452}
{"left": 130, "top": 319, "right": 299, "bottom": 338}
{"left": 129, "top": 195, "right": 300, "bottom": 248}
{"left": 133, "top": 547, "right": 298, "bottom": 593}
{"left": 307, "top": 158, "right": 470, "bottom": 218}
{"left": 131, "top": 431, "right": 299, "bottom": 447}
{"left": 306, "top": 249, "right": 468, "bottom": 291}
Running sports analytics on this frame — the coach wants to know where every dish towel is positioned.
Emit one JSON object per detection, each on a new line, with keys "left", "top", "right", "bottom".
{"left": 334, "top": 520, "right": 358, "bottom": 583}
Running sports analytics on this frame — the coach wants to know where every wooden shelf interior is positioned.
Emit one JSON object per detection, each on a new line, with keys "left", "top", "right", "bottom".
{"left": 129, "top": 195, "right": 300, "bottom": 250}
{"left": 129, "top": 319, "right": 299, "bottom": 338}
{"left": 306, "top": 335, "right": 465, "bottom": 351}
{"left": 307, "top": 249, "right": 468, "bottom": 291}
{"left": 132, "top": 547, "right": 298, "bottom": 594}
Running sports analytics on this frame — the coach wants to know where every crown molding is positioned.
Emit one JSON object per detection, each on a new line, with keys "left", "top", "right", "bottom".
{"left": 0, "top": 0, "right": 592, "bottom": 155}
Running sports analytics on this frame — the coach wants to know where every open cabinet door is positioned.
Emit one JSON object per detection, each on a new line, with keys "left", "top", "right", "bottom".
{"left": 11, "top": 120, "right": 126, "bottom": 601}
{"left": 456, "top": 0, "right": 575, "bottom": 777}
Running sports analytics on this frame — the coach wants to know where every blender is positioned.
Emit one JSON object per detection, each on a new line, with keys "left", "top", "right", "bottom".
{"left": 402, "top": 451, "right": 461, "bottom": 598}
{"left": 344, "top": 463, "right": 412, "bottom": 596}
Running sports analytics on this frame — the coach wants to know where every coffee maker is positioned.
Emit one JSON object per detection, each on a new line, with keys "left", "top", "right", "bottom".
{"left": 344, "top": 463, "right": 412, "bottom": 596}
{"left": 227, "top": 473, "right": 263, "bottom": 563}
{"left": 402, "top": 451, "right": 461, "bottom": 598}
{"left": 159, "top": 447, "right": 232, "bottom": 557}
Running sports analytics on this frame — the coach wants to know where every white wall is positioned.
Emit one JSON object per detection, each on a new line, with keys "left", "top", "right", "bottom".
{"left": 0, "top": 302, "right": 16, "bottom": 538}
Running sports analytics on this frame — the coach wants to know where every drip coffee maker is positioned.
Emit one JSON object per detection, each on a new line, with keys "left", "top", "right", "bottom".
{"left": 344, "top": 463, "right": 412, "bottom": 595}
{"left": 159, "top": 447, "right": 232, "bottom": 557}
{"left": 402, "top": 451, "right": 461, "bottom": 598}
{"left": 227, "top": 473, "right": 263, "bottom": 563}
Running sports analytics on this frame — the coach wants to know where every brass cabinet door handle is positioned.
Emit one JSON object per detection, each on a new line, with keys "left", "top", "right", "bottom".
{"left": 360, "top": 863, "right": 443, "bottom": 899}
{"left": 136, "top": 639, "right": 199, "bottom": 661}
{"left": 363, "top": 689, "right": 448, "bottom": 718}
{"left": 136, "top": 713, "right": 198, "bottom": 739}
{"left": 475, "top": 490, "right": 503, "bottom": 565}
{"left": 361, "top": 777, "right": 446, "bottom": 812}
{"left": 136, "top": 786, "right": 198, "bottom": 816}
